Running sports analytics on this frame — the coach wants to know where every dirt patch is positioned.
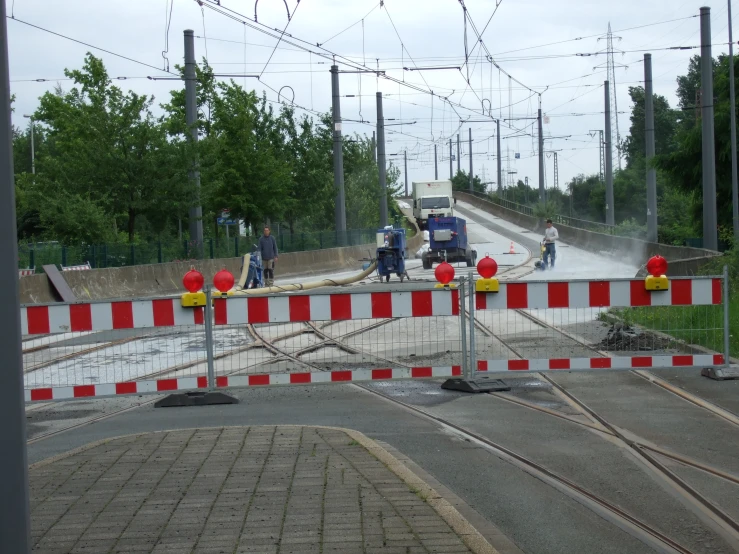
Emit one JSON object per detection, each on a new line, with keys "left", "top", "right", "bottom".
{"left": 596, "top": 323, "right": 674, "bottom": 351}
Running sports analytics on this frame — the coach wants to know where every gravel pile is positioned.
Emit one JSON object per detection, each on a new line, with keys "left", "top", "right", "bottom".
{"left": 596, "top": 323, "right": 673, "bottom": 351}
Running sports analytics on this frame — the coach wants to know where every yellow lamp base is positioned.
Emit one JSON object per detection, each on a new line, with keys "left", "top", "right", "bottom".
{"left": 476, "top": 278, "right": 499, "bottom": 293}
{"left": 645, "top": 275, "right": 669, "bottom": 291}
{"left": 434, "top": 283, "right": 457, "bottom": 289}
{"left": 181, "top": 292, "right": 207, "bottom": 307}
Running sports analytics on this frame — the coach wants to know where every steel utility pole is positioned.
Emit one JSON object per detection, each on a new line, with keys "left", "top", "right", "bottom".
{"left": 700, "top": 7, "right": 718, "bottom": 250}
{"left": 331, "top": 66, "right": 347, "bottom": 236}
{"left": 0, "top": 0, "right": 31, "bottom": 549}
{"left": 468, "top": 128, "right": 473, "bottom": 192}
{"left": 537, "top": 106, "right": 545, "bottom": 203}
{"left": 728, "top": 0, "right": 739, "bottom": 241}
{"left": 449, "top": 138, "right": 453, "bottom": 179}
{"left": 604, "top": 80, "right": 615, "bottom": 225}
{"left": 645, "top": 54, "right": 658, "bottom": 243}
{"left": 456, "top": 133, "right": 461, "bottom": 174}
{"left": 377, "top": 92, "right": 388, "bottom": 227}
{"left": 496, "top": 119, "right": 502, "bottom": 194}
{"left": 184, "top": 30, "right": 204, "bottom": 251}
{"left": 434, "top": 144, "right": 438, "bottom": 180}
{"left": 553, "top": 152, "right": 559, "bottom": 190}
{"left": 404, "top": 150, "right": 408, "bottom": 197}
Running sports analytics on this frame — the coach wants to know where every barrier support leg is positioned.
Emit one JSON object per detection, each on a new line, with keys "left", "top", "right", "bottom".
{"left": 155, "top": 286, "right": 239, "bottom": 407}
{"left": 702, "top": 265, "right": 739, "bottom": 380}
{"left": 441, "top": 274, "right": 510, "bottom": 393}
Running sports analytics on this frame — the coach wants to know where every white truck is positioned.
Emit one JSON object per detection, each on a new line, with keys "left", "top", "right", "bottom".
{"left": 412, "top": 180, "right": 454, "bottom": 229}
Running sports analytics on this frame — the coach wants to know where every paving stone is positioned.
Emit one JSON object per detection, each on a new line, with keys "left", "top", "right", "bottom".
{"left": 29, "top": 426, "right": 473, "bottom": 553}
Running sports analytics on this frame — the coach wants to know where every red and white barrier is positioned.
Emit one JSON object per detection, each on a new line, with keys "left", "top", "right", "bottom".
{"left": 24, "top": 366, "right": 462, "bottom": 402}
{"left": 20, "top": 299, "right": 204, "bottom": 335}
{"left": 476, "top": 278, "right": 722, "bottom": 310}
{"left": 61, "top": 262, "right": 91, "bottom": 271}
{"left": 18, "top": 269, "right": 35, "bottom": 277}
{"left": 213, "top": 289, "right": 460, "bottom": 325}
{"left": 477, "top": 354, "right": 724, "bottom": 373}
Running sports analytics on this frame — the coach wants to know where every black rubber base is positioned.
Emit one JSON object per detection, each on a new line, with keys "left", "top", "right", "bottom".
{"left": 441, "top": 377, "right": 511, "bottom": 393}
{"left": 155, "top": 391, "right": 239, "bottom": 408}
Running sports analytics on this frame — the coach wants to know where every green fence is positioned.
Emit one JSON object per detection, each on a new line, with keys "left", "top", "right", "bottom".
{"left": 18, "top": 228, "right": 384, "bottom": 270}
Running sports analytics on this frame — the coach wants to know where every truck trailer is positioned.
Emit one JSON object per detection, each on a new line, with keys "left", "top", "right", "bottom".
{"left": 412, "top": 180, "right": 454, "bottom": 229}
{"left": 421, "top": 216, "right": 477, "bottom": 270}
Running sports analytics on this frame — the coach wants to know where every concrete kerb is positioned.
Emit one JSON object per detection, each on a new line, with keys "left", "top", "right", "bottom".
{"left": 455, "top": 191, "right": 722, "bottom": 276}
{"left": 28, "top": 424, "right": 500, "bottom": 554}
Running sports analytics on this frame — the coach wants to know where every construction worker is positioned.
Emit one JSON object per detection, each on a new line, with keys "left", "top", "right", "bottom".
{"left": 542, "top": 218, "right": 558, "bottom": 269}
{"left": 259, "top": 226, "right": 278, "bottom": 287}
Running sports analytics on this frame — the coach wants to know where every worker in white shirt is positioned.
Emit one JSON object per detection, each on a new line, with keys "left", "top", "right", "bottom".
{"left": 542, "top": 219, "right": 559, "bottom": 269}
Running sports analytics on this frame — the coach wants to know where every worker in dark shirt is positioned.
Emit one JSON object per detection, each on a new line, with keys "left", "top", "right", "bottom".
{"left": 258, "top": 226, "right": 279, "bottom": 287}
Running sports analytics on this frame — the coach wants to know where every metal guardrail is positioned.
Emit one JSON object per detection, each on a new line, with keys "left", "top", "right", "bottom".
{"left": 466, "top": 191, "right": 617, "bottom": 235}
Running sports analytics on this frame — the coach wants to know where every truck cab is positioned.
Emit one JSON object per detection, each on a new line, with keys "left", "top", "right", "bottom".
{"left": 412, "top": 180, "right": 454, "bottom": 228}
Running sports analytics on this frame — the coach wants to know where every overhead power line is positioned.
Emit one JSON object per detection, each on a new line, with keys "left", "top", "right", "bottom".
{"left": 7, "top": 16, "right": 176, "bottom": 76}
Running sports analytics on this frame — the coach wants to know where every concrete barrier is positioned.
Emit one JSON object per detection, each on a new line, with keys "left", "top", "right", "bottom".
{"left": 21, "top": 215, "right": 424, "bottom": 304}
{"left": 455, "top": 191, "right": 723, "bottom": 275}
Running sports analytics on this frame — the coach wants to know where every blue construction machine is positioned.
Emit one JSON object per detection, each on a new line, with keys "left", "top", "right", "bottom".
{"left": 421, "top": 217, "right": 477, "bottom": 270}
{"left": 376, "top": 226, "right": 409, "bottom": 282}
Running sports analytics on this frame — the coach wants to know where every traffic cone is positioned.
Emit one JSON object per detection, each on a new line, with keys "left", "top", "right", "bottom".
{"left": 508, "top": 241, "right": 516, "bottom": 254}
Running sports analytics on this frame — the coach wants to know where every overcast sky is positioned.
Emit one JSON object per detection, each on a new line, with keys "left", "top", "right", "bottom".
{"left": 6, "top": 0, "right": 737, "bottom": 192}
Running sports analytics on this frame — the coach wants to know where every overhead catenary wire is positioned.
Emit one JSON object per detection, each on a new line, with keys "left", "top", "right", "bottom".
{"left": 7, "top": 16, "right": 177, "bottom": 76}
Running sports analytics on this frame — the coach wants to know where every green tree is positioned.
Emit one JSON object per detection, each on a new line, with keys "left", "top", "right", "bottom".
{"left": 30, "top": 54, "right": 186, "bottom": 242}
{"left": 451, "top": 170, "right": 485, "bottom": 193}
{"left": 657, "top": 54, "right": 738, "bottom": 232}
{"left": 622, "top": 86, "right": 678, "bottom": 166}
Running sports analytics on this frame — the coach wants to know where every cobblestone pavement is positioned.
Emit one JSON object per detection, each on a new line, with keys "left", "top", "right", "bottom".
{"left": 29, "top": 426, "right": 482, "bottom": 554}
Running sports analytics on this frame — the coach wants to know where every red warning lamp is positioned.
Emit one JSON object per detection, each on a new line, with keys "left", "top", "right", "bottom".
{"left": 182, "top": 268, "right": 204, "bottom": 293}
{"left": 647, "top": 255, "right": 668, "bottom": 277}
{"left": 213, "top": 269, "right": 235, "bottom": 293}
{"left": 477, "top": 255, "right": 498, "bottom": 279}
{"left": 434, "top": 261, "right": 455, "bottom": 285}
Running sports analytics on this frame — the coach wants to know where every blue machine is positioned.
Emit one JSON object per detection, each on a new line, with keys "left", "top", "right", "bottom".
{"left": 241, "top": 245, "right": 264, "bottom": 289}
{"left": 376, "top": 226, "right": 408, "bottom": 282}
{"left": 422, "top": 217, "right": 477, "bottom": 270}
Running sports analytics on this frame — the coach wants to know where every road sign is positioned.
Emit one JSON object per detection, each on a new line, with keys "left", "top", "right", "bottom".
{"left": 217, "top": 217, "right": 237, "bottom": 225}
{"left": 515, "top": 153, "right": 520, "bottom": 159}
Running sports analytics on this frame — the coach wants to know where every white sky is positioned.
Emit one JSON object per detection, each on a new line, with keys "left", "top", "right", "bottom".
{"left": 6, "top": 0, "right": 737, "bottom": 192}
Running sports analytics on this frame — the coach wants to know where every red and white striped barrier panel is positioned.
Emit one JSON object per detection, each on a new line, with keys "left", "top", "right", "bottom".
{"left": 477, "top": 354, "right": 724, "bottom": 373}
{"left": 62, "top": 262, "right": 91, "bottom": 271}
{"left": 19, "top": 277, "right": 722, "bottom": 336}
{"left": 26, "top": 376, "right": 209, "bottom": 402}
{"left": 18, "top": 269, "right": 35, "bottom": 277}
{"left": 476, "top": 278, "right": 721, "bottom": 310}
{"left": 20, "top": 299, "right": 204, "bottom": 335}
{"left": 24, "top": 366, "right": 462, "bottom": 402}
{"left": 213, "top": 289, "right": 460, "bottom": 325}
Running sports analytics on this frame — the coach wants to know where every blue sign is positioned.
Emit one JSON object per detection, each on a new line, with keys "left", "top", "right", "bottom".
{"left": 515, "top": 153, "right": 521, "bottom": 159}
{"left": 217, "top": 217, "right": 237, "bottom": 225}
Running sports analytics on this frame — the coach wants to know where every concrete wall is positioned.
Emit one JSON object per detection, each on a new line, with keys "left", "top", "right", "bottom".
{"left": 20, "top": 218, "right": 425, "bottom": 304}
{"left": 455, "top": 191, "right": 723, "bottom": 275}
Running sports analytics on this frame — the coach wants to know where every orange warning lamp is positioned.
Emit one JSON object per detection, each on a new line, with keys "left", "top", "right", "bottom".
{"left": 476, "top": 254, "right": 499, "bottom": 292}
{"left": 645, "top": 255, "right": 669, "bottom": 291}
{"left": 213, "top": 268, "right": 235, "bottom": 295}
{"left": 434, "top": 261, "right": 456, "bottom": 288}
{"left": 181, "top": 267, "right": 207, "bottom": 307}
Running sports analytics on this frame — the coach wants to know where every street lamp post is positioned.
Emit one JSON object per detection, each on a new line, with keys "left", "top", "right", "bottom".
{"left": 23, "top": 114, "right": 34, "bottom": 175}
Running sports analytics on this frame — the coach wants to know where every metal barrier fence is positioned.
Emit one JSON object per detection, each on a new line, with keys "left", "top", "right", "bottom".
{"left": 17, "top": 227, "right": 390, "bottom": 270}
{"left": 21, "top": 274, "right": 728, "bottom": 402}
